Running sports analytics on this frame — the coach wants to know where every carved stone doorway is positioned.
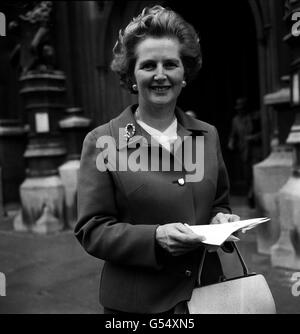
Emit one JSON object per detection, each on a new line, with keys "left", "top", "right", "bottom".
{"left": 165, "top": 0, "right": 260, "bottom": 195}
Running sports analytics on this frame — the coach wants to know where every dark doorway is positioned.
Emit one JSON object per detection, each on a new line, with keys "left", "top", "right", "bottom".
{"left": 165, "top": 0, "right": 260, "bottom": 195}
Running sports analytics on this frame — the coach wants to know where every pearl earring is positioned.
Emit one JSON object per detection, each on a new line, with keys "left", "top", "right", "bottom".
{"left": 182, "top": 80, "right": 187, "bottom": 87}
{"left": 132, "top": 84, "right": 138, "bottom": 92}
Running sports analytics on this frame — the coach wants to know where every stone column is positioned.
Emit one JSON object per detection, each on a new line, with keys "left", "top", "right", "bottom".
{"left": 58, "top": 107, "right": 91, "bottom": 228}
{"left": 271, "top": 111, "right": 300, "bottom": 269}
{"left": 9, "top": 2, "right": 70, "bottom": 234}
{"left": 271, "top": 1, "right": 300, "bottom": 269}
{"left": 254, "top": 82, "right": 294, "bottom": 254}
{"left": 14, "top": 71, "right": 67, "bottom": 234}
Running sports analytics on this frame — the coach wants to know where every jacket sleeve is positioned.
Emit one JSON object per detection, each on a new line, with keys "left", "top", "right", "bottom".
{"left": 74, "top": 131, "right": 162, "bottom": 270}
{"left": 210, "top": 127, "right": 234, "bottom": 253}
{"left": 210, "top": 126, "right": 232, "bottom": 218}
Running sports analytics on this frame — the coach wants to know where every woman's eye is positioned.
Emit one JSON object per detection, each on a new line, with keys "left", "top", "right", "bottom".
{"left": 142, "top": 63, "right": 155, "bottom": 70}
{"left": 164, "top": 62, "right": 177, "bottom": 69}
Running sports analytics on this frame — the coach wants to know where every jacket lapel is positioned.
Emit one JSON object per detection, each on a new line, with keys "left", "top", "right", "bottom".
{"left": 109, "top": 104, "right": 208, "bottom": 172}
{"left": 111, "top": 105, "right": 152, "bottom": 151}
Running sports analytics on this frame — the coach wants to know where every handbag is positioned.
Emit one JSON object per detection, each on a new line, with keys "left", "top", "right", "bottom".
{"left": 187, "top": 243, "right": 276, "bottom": 314}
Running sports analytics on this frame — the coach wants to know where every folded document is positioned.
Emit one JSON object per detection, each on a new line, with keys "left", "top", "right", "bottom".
{"left": 185, "top": 217, "right": 270, "bottom": 246}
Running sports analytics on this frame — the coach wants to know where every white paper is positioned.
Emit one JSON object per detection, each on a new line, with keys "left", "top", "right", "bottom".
{"left": 185, "top": 217, "right": 270, "bottom": 246}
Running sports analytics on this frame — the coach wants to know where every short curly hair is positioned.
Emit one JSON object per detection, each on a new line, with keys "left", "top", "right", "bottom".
{"left": 110, "top": 6, "right": 202, "bottom": 94}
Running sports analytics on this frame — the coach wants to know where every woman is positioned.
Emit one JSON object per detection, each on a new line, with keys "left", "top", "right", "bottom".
{"left": 75, "top": 5, "right": 239, "bottom": 314}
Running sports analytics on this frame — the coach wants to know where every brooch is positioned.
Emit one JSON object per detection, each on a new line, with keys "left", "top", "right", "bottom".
{"left": 124, "top": 123, "right": 136, "bottom": 142}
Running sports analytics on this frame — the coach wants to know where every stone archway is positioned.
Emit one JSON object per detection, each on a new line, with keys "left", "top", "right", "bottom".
{"left": 98, "top": 0, "right": 265, "bottom": 194}
{"left": 163, "top": 0, "right": 261, "bottom": 194}
{"left": 87, "top": 1, "right": 160, "bottom": 124}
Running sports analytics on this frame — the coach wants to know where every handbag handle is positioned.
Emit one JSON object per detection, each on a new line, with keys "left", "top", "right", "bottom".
{"left": 197, "top": 242, "right": 250, "bottom": 286}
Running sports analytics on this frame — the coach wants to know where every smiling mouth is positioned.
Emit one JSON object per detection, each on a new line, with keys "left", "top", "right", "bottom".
{"left": 150, "top": 86, "right": 171, "bottom": 92}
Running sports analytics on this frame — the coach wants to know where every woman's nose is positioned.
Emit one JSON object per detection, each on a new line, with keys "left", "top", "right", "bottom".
{"left": 154, "top": 74, "right": 167, "bottom": 81}
{"left": 154, "top": 65, "right": 167, "bottom": 81}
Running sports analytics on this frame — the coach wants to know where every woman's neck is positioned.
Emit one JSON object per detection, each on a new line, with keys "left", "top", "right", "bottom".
{"left": 136, "top": 103, "right": 176, "bottom": 132}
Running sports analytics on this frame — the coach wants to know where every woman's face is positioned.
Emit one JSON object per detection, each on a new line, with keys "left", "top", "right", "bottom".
{"left": 133, "top": 37, "right": 185, "bottom": 108}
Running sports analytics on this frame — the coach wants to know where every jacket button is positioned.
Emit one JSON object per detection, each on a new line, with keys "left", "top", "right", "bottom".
{"left": 178, "top": 178, "right": 185, "bottom": 186}
{"left": 185, "top": 270, "right": 192, "bottom": 277}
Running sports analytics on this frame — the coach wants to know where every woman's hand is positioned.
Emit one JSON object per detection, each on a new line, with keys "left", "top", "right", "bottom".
{"left": 207, "top": 212, "right": 241, "bottom": 252}
{"left": 210, "top": 212, "right": 240, "bottom": 225}
{"left": 155, "top": 222, "right": 206, "bottom": 256}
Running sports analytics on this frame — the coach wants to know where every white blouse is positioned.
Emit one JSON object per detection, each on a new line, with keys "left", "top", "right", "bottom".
{"left": 135, "top": 115, "right": 178, "bottom": 152}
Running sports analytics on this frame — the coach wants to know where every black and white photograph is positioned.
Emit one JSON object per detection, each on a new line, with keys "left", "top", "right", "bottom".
{"left": 0, "top": 0, "right": 300, "bottom": 317}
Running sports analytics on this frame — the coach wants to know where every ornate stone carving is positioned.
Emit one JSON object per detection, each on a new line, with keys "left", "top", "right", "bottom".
{"left": 9, "top": 1, "right": 56, "bottom": 75}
